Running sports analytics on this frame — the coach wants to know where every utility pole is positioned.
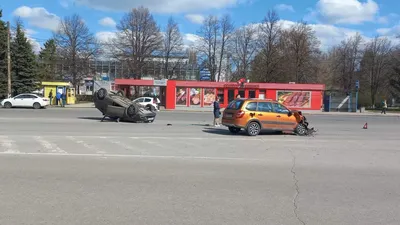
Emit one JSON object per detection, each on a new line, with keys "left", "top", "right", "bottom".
{"left": 7, "top": 21, "right": 11, "bottom": 97}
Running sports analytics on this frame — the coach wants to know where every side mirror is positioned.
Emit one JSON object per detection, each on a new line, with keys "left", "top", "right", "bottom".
{"left": 288, "top": 111, "right": 292, "bottom": 117}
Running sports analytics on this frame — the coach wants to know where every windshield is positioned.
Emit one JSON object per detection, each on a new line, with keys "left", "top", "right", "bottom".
{"left": 227, "top": 99, "right": 244, "bottom": 110}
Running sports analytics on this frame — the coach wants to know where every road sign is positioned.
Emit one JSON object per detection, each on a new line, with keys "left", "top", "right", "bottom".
{"left": 356, "top": 80, "right": 359, "bottom": 89}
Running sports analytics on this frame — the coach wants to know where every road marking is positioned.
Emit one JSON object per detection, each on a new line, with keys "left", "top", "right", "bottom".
{"left": 66, "top": 136, "right": 106, "bottom": 154}
{"left": 130, "top": 137, "right": 169, "bottom": 149}
{"left": 102, "top": 137, "right": 145, "bottom": 155}
{"left": 0, "top": 152, "right": 266, "bottom": 162}
{"left": 33, "top": 136, "right": 66, "bottom": 154}
{"left": 0, "top": 136, "right": 19, "bottom": 153}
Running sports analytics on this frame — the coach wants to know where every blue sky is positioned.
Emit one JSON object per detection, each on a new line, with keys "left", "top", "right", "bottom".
{"left": 0, "top": 0, "right": 399, "bottom": 53}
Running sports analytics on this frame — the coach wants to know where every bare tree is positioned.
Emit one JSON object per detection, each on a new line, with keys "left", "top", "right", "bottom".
{"left": 162, "top": 16, "right": 183, "bottom": 79}
{"left": 330, "top": 33, "right": 363, "bottom": 91}
{"left": 216, "top": 14, "right": 234, "bottom": 81}
{"left": 111, "top": 6, "right": 162, "bottom": 79}
{"left": 280, "top": 21, "right": 321, "bottom": 83}
{"left": 54, "top": 13, "right": 98, "bottom": 90}
{"left": 230, "top": 24, "right": 257, "bottom": 80}
{"left": 251, "top": 10, "right": 283, "bottom": 82}
{"left": 196, "top": 15, "right": 219, "bottom": 81}
{"left": 360, "top": 36, "right": 394, "bottom": 106}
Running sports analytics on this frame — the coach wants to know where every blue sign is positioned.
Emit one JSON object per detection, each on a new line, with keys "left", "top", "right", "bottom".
{"left": 355, "top": 80, "right": 359, "bottom": 89}
{"left": 199, "top": 69, "right": 211, "bottom": 81}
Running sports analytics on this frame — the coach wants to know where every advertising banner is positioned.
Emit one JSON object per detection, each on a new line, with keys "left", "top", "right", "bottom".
{"left": 189, "top": 88, "right": 201, "bottom": 105}
{"left": 277, "top": 91, "right": 311, "bottom": 108}
{"left": 203, "top": 88, "right": 216, "bottom": 106}
{"left": 176, "top": 87, "right": 187, "bottom": 105}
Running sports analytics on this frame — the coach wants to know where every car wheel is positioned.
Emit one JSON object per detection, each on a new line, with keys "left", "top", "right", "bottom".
{"left": 97, "top": 88, "right": 107, "bottom": 100}
{"left": 295, "top": 124, "right": 307, "bottom": 136}
{"left": 33, "top": 102, "right": 41, "bottom": 109}
{"left": 246, "top": 122, "right": 261, "bottom": 136}
{"left": 228, "top": 127, "right": 241, "bottom": 134}
{"left": 3, "top": 102, "right": 12, "bottom": 108}
{"left": 145, "top": 104, "right": 156, "bottom": 112}
{"left": 126, "top": 104, "right": 139, "bottom": 118}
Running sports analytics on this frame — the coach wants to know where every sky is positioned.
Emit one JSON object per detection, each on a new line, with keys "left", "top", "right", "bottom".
{"left": 0, "top": 0, "right": 399, "bottom": 54}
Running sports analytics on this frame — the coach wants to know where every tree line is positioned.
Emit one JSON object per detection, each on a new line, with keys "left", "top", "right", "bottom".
{"left": 0, "top": 7, "right": 400, "bottom": 106}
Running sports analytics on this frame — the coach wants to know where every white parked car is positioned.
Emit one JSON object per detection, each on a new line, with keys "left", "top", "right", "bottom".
{"left": 1, "top": 93, "right": 50, "bottom": 109}
{"left": 132, "top": 97, "right": 160, "bottom": 111}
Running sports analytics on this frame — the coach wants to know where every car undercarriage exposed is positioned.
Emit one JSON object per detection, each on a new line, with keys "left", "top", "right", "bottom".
{"left": 93, "top": 88, "right": 157, "bottom": 123}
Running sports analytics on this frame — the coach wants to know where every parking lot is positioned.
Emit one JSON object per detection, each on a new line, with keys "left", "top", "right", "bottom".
{"left": 0, "top": 108, "right": 400, "bottom": 225}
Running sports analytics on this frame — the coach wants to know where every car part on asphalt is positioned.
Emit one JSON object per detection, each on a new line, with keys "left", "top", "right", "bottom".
{"left": 93, "top": 88, "right": 157, "bottom": 123}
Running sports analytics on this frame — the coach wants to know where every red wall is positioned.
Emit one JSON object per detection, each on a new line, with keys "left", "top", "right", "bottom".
{"left": 114, "top": 79, "right": 325, "bottom": 111}
{"left": 166, "top": 80, "right": 176, "bottom": 109}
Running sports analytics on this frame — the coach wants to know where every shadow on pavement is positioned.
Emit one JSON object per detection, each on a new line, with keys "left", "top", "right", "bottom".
{"left": 77, "top": 116, "right": 103, "bottom": 121}
{"left": 191, "top": 123, "right": 212, "bottom": 127}
{"left": 202, "top": 127, "right": 291, "bottom": 136}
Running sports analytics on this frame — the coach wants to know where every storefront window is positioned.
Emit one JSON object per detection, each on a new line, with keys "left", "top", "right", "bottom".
{"left": 189, "top": 88, "right": 201, "bottom": 106}
{"left": 249, "top": 90, "right": 256, "bottom": 98}
{"left": 238, "top": 90, "right": 245, "bottom": 98}
{"left": 203, "top": 88, "right": 216, "bottom": 106}
{"left": 176, "top": 87, "right": 187, "bottom": 105}
{"left": 217, "top": 89, "right": 224, "bottom": 103}
{"left": 228, "top": 89, "right": 235, "bottom": 102}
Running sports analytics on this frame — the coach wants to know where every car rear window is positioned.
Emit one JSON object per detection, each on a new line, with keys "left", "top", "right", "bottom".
{"left": 227, "top": 99, "right": 244, "bottom": 110}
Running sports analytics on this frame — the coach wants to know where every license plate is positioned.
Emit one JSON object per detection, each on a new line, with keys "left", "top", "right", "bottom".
{"left": 225, "top": 114, "right": 232, "bottom": 118}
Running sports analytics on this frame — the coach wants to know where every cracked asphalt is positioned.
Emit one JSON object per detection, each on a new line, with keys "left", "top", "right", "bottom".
{"left": 0, "top": 108, "right": 400, "bottom": 225}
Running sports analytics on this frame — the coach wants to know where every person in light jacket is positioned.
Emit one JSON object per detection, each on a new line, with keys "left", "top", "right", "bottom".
{"left": 381, "top": 99, "right": 387, "bottom": 114}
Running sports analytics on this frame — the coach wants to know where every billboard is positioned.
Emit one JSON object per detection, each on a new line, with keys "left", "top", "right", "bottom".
{"left": 277, "top": 91, "right": 311, "bottom": 108}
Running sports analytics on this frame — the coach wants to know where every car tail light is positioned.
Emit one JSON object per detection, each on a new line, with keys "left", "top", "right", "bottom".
{"left": 236, "top": 110, "right": 245, "bottom": 118}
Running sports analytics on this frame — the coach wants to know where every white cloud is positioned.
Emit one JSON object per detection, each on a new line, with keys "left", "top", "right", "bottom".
{"left": 314, "top": 0, "right": 379, "bottom": 24}
{"left": 377, "top": 25, "right": 400, "bottom": 36}
{"left": 75, "top": 0, "right": 239, "bottom": 13}
{"left": 60, "top": 0, "right": 69, "bottom": 8}
{"left": 185, "top": 14, "right": 205, "bottom": 24}
{"left": 274, "top": 4, "right": 294, "bottom": 12}
{"left": 99, "top": 17, "right": 117, "bottom": 28}
{"left": 95, "top": 31, "right": 116, "bottom": 43}
{"left": 13, "top": 6, "right": 60, "bottom": 31}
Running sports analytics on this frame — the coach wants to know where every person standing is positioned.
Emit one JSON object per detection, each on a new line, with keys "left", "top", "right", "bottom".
{"left": 61, "top": 92, "right": 66, "bottom": 107}
{"left": 213, "top": 96, "right": 221, "bottom": 127}
{"left": 381, "top": 99, "right": 387, "bottom": 114}
{"left": 56, "top": 91, "right": 61, "bottom": 106}
{"left": 48, "top": 90, "right": 53, "bottom": 106}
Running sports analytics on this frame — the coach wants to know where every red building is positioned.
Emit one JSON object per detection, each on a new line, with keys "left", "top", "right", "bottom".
{"left": 114, "top": 79, "right": 325, "bottom": 111}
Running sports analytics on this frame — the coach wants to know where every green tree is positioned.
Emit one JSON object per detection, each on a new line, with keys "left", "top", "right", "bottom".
{"left": 0, "top": 10, "right": 8, "bottom": 96}
{"left": 38, "top": 39, "right": 58, "bottom": 81}
{"left": 11, "top": 21, "right": 37, "bottom": 95}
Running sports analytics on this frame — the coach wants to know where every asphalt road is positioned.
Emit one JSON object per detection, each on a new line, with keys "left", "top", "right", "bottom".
{"left": 0, "top": 108, "right": 399, "bottom": 225}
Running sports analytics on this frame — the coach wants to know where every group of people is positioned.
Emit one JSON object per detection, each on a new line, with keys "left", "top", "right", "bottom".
{"left": 213, "top": 94, "right": 241, "bottom": 127}
{"left": 48, "top": 90, "right": 67, "bottom": 107}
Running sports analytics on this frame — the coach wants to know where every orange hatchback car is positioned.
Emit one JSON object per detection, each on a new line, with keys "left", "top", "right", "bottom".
{"left": 221, "top": 98, "right": 310, "bottom": 136}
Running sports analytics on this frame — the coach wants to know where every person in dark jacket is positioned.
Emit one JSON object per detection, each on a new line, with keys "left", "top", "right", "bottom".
{"left": 213, "top": 96, "right": 221, "bottom": 127}
{"left": 48, "top": 90, "right": 53, "bottom": 105}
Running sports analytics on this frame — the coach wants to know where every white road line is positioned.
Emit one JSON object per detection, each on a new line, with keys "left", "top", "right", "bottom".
{"left": 0, "top": 136, "right": 19, "bottom": 153}
{"left": 33, "top": 136, "right": 66, "bottom": 154}
{"left": 0, "top": 152, "right": 266, "bottom": 161}
{"left": 102, "top": 137, "right": 145, "bottom": 155}
{"left": 66, "top": 136, "right": 106, "bottom": 154}
{"left": 130, "top": 137, "right": 167, "bottom": 149}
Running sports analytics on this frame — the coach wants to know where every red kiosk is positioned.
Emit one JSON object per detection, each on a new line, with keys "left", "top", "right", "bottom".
{"left": 114, "top": 79, "right": 325, "bottom": 111}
